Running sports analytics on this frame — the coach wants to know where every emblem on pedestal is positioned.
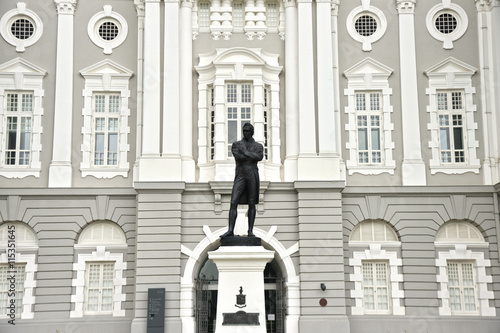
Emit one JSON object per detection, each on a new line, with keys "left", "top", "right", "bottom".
{"left": 235, "top": 286, "right": 246, "bottom": 308}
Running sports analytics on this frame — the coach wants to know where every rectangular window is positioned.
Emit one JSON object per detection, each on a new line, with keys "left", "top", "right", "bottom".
{"left": 0, "top": 264, "right": 25, "bottom": 316}
{"left": 437, "top": 91, "right": 466, "bottom": 164}
{"left": 266, "top": 2, "right": 279, "bottom": 28}
{"left": 362, "top": 261, "right": 390, "bottom": 314}
{"left": 233, "top": 1, "right": 245, "bottom": 29}
{"left": 356, "top": 92, "right": 382, "bottom": 164}
{"left": 92, "top": 93, "right": 120, "bottom": 166}
{"left": 263, "top": 87, "right": 270, "bottom": 160}
{"left": 4, "top": 92, "right": 33, "bottom": 166}
{"left": 198, "top": 2, "right": 210, "bottom": 28}
{"left": 226, "top": 83, "right": 252, "bottom": 157}
{"left": 85, "top": 262, "right": 115, "bottom": 314}
{"left": 209, "top": 87, "right": 215, "bottom": 160}
{"left": 447, "top": 261, "right": 478, "bottom": 314}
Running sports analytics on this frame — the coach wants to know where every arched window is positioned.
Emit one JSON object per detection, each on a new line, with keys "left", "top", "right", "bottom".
{"left": 348, "top": 220, "right": 404, "bottom": 315}
{"left": 71, "top": 222, "right": 127, "bottom": 318}
{"left": 0, "top": 223, "right": 37, "bottom": 319}
{"left": 435, "top": 221, "right": 494, "bottom": 316}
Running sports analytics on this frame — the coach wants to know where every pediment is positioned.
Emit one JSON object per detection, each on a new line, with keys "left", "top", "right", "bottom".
{"left": 80, "top": 59, "right": 133, "bottom": 77}
{"left": 425, "top": 57, "right": 477, "bottom": 76}
{"left": 213, "top": 47, "right": 266, "bottom": 66}
{"left": 0, "top": 57, "right": 46, "bottom": 76}
{"left": 344, "top": 57, "right": 393, "bottom": 78}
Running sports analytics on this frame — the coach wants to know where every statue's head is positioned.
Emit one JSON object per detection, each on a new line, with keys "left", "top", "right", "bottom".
{"left": 242, "top": 123, "right": 254, "bottom": 136}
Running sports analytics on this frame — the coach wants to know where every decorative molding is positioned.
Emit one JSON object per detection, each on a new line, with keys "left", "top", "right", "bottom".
{"left": 88, "top": 6, "right": 128, "bottom": 55}
{"left": 475, "top": 0, "right": 494, "bottom": 12}
{"left": 396, "top": 0, "right": 416, "bottom": 14}
{"left": 54, "top": 0, "right": 77, "bottom": 14}
{"left": 134, "top": 0, "right": 145, "bottom": 15}
{"left": 0, "top": 2, "right": 44, "bottom": 52}
{"left": 346, "top": 4, "right": 387, "bottom": 51}
{"left": 426, "top": 3, "right": 468, "bottom": 49}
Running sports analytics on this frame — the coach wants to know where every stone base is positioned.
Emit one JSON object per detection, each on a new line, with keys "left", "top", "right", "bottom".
{"left": 220, "top": 236, "right": 261, "bottom": 246}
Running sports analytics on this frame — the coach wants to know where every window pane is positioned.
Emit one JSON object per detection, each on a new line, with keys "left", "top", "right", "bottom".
{"left": 356, "top": 93, "right": 366, "bottom": 111}
{"left": 241, "top": 107, "right": 251, "bottom": 120}
{"left": 109, "top": 95, "right": 120, "bottom": 113}
{"left": 437, "top": 93, "right": 447, "bottom": 110}
{"left": 267, "top": 3, "right": 278, "bottom": 28}
{"left": 227, "top": 84, "right": 237, "bottom": 103}
{"left": 241, "top": 84, "right": 252, "bottom": 103}
{"left": 453, "top": 127, "right": 463, "bottom": 150}
{"left": 198, "top": 2, "right": 210, "bottom": 27}
{"left": 6, "top": 117, "right": 17, "bottom": 150}
{"left": 440, "top": 128, "right": 450, "bottom": 150}
{"left": 22, "top": 93, "right": 33, "bottom": 112}
{"left": 370, "top": 93, "right": 380, "bottom": 111}
{"left": 371, "top": 128, "right": 380, "bottom": 150}
{"left": 6, "top": 94, "right": 18, "bottom": 112}
{"left": 452, "top": 92, "right": 462, "bottom": 110}
{"left": 358, "top": 128, "right": 368, "bottom": 150}
{"left": 108, "top": 133, "right": 118, "bottom": 165}
{"left": 233, "top": 2, "right": 244, "bottom": 28}
{"left": 95, "top": 95, "right": 106, "bottom": 113}
{"left": 20, "top": 117, "right": 31, "bottom": 150}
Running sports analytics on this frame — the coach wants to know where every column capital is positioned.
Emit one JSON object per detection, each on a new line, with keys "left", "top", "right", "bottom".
{"left": 180, "top": 0, "right": 194, "bottom": 8}
{"left": 54, "top": 0, "right": 77, "bottom": 14}
{"left": 475, "top": 0, "right": 494, "bottom": 12}
{"left": 134, "top": 0, "right": 145, "bottom": 16}
{"left": 331, "top": 0, "right": 340, "bottom": 14}
{"left": 396, "top": 0, "right": 416, "bottom": 14}
{"left": 283, "top": 0, "right": 297, "bottom": 8}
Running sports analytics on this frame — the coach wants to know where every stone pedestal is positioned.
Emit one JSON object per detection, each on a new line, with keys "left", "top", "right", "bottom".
{"left": 208, "top": 244, "right": 274, "bottom": 333}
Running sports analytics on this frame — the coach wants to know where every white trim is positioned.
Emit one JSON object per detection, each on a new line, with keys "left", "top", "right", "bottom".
{"left": 87, "top": 6, "right": 128, "bottom": 55}
{"left": 79, "top": 60, "right": 133, "bottom": 179}
{"left": 346, "top": 2, "right": 387, "bottom": 52}
{"left": 0, "top": 252, "right": 37, "bottom": 319}
{"left": 349, "top": 244, "right": 405, "bottom": 316}
{"left": 0, "top": 58, "right": 46, "bottom": 178}
{"left": 180, "top": 226, "right": 300, "bottom": 333}
{"left": 195, "top": 48, "right": 282, "bottom": 181}
{"left": 344, "top": 58, "right": 395, "bottom": 175}
{"left": 426, "top": 3, "right": 468, "bottom": 50}
{"left": 70, "top": 246, "right": 127, "bottom": 318}
{"left": 0, "top": 2, "right": 43, "bottom": 52}
{"left": 436, "top": 244, "right": 495, "bottom": 316}
{"left": 425, "top": 57, "right": 480, "bottom": 175}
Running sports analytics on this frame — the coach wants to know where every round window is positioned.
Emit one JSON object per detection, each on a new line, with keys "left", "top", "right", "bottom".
{"left": 98, "top": 21, "right": 119, "bottom": 41}
{"left": 355, "top": 15, "right": 377, "bottom": 37}
{"left": 11, "top": 17, "right": 34, "bottom": 40}
{"left": 435, "top": 13, "right": 457, "bottom": 34}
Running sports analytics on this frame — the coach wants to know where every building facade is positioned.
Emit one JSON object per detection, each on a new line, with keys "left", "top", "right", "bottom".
{"left": 0, "top": 0, "right": 500, "bottom": 332}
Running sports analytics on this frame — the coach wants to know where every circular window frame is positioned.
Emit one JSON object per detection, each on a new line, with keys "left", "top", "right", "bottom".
{"left": 347, "top": 6, "right": 387, "bottom": 52}
{"left": 426, "top": 4, "right": 468, "bottom": 50}
{"left": 0, "top": 3, "right": 43, "bottom": 52}
{"left": 88, "top": 5, "right": 128, "bottom": 55}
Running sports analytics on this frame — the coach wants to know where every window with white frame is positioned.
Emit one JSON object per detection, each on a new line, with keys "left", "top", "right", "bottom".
{"left": 426, "top": 3, "right": 468, "bottom": 50}
{"left": 446, "top": 261, "right": 478, "bottom": 314}
{"left": 0, "top": 2, "right": 43, "bottom": 52}
{"left": 232, "top": 1, "right": 245, "bottom": 30}
{"left": 361, "top": 261, "right": 391, "bottom": 314}
{"left": 435, "top": 221, "right": 495, "bottom": 316}
{"left": 92, "top": 93, "right": 120, "bottom": 166}
{"left": 437, "top": 91, "right": 466, "bottom": 164}
{"left": 226, "top": 83, "right": 253, "bottom": 157}
{"left": 349, "top": 220, "right": 404, "bottom": 315}
{"left": 344, "top": 58, "right": 395, "bottom": 175}
{"left": 266, "top": 2, "right": 279, "bottom": 29}
{"left": 88, "top": 5, "right": 128, "bottom": 55}
{"left": 85, "top": 262, "right": 115, "bottom": 315}
{"left": 0, "top": 58, "right": 45, "bottom": 178}
{"left": 198, "top": 1, "right": 210, "bottom": 28}
{"left": 80, "top": 60, "right": 133, "bottom": 179}
{"left": 196, "top": 48, "right": 282, "bottom": 181}
{"left": 71, "top": 221, "right": 127, "bottom": 318}
{"left": 346, "top": 4, "right": 387, "bottom": 52}
{"left": 0, "top": 223, "right": 38, "bottom": 319}
{"left": 4, "top": 92, "right": 33, "bottom": 166}
{"left": 425, "top": 57, "right": 479, "bottom": 174}
{"left": 356, "top": 92, "right": 383, "bottom": 165}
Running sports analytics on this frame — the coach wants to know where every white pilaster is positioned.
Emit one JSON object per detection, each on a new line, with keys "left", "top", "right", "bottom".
{"left": 397, "top": 0, "right": 426, "bottom": 185}
{"left": 296, "top": 0, "right": 318, "bottom": 179}
{"left": 49, "top": 0, "right": 77, "bottom": 187}
{"left": 284, "top": 0, "right": 299, "bottom": 181}
{"left": 315, "top": 0, "right": 340, "bottom": 179}
{"left": 136, "top": 0, "right": 163, "bottom": 181}
{"left": 133, "top": 0, "right": 145, "bottom": 181}
{"left": 180, "top": 0, "right": 196, "bottom": 181}
{"left": 476, "top": 0, "right": 500, "bottom": 184}
{"left": 162, "top": 0, "right": 183, "bottom": 179}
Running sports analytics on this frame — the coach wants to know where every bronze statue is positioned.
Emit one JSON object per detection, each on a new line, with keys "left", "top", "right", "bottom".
{"left": 221, "top": 123, "right": 263, "bottom": 238}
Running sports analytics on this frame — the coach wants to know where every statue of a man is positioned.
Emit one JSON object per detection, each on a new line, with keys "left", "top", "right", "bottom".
{"left": 221, "top": 123, "right": 263, "bottom": 238}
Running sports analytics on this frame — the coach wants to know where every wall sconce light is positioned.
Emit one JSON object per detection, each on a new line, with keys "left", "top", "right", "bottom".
{"left": 320, "top": 283, "right": 326, "bottom": 291}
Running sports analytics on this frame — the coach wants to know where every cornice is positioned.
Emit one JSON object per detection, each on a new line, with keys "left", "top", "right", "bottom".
{"left": 396, "top": 0, "right": 416, "bottom": 14}
{"left": 54, "top": 0, "right": 77, "bottom": 14}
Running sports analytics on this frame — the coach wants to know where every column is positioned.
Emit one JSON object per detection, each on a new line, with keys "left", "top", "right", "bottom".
{"left": 49, "top": 0, "right": 77, "bottom": 187}
{"left": 180, "top": 0, "right": 196, "bottom": 181}
{"left": 133, "top": 0, "right": 145, "bottom": 181}
{"left": 136, "top": 0, "right": 163, "bottom": 180}
{"left": 284, "top": 0, "right": 299, "bottom": 181}
{"left": 396, "top": 0, "right": 426, "bottom": 185}
{"left": 476, "top": 0, "right": 500, "bottom": 184}
{"left": 316, "top": 0, "right": 340, "bottom": 179}
{"left": 162, "top": 0, "right": 183, "bottom": 179}
{"left": 296, "top": 0, "right": 317, "bottom": 179}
